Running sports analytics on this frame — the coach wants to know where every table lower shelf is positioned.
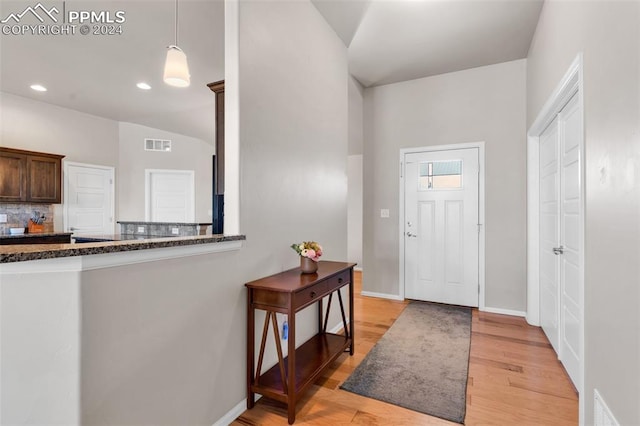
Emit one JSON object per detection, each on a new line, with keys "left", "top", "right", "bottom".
{"left": 252, "top": 332, "right": 351, "bottom": 401}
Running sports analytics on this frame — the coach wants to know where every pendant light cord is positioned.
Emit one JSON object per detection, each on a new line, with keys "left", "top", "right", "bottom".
{"left": 174, "top": 0, "right": 179, "bottom": 47}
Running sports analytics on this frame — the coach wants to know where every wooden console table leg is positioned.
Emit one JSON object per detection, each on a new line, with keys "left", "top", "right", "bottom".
{"left": 349, "top": 270, "right": 355, "bottom": 356}
{"left": 287, "top": 302, "right": 296, "bottom": 424}
{"left": 317, "top": 298, "right": 323, "bottom": 333}
{"left": 247, "top": 290, "right": 255, "bottom": 408}
{"left": 322, "top": 293, "right": 333, "bottom": 333}
{"left": 337, "top": 290, "right": 349, "bottom": 338}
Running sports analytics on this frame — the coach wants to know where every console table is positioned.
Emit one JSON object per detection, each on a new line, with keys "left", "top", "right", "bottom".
{"left": 245, "top": 261, "right": 355, "bottom": 424}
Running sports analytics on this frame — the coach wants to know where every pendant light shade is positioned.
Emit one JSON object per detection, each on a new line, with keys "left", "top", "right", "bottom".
{"left": 164, "top": 45, "right": 190, "bottom": 87}
{"left": 163, "top": 0, "right": 190, "bottom": 87}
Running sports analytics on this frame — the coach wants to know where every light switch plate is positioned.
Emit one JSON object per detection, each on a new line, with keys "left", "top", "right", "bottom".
{"left": 380, "top": 209, "right": 390, "bottom": 218}
{"left": 171, "top": 227, "right": 180, "bottom": 235}
{"left": 137, "top": 226, "right": 145, "bottom": 233}
{"left": 0, "top": 214, "right": 7, "bottom": 223}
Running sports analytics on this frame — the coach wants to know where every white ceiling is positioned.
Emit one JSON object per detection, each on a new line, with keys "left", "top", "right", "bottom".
{"left": 0, "top": 0, "right": 543, "bottom": 140}
{"left": 313, "top": 0, "right": 544, "bottom": 87}
{"left": 0, "top": 0, "right": 224, "bottom": 143}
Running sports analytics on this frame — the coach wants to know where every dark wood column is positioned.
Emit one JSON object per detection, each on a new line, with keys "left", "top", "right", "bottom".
{"left": 207, "top": 80, "right": 224, "bottom": 234}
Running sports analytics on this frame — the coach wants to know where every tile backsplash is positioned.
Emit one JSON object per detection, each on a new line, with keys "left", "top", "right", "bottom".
{"left": 0, "top": 203, "right": 54, "bottom": 235}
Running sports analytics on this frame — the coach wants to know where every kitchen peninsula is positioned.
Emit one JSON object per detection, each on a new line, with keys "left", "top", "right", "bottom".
{"left": 0, "top": 232, "right": 245, "bottom": 424}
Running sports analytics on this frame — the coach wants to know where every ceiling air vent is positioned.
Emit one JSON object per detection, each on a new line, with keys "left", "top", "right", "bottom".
{"left": 145, "top": 138, "right": 172, "bottom": 152}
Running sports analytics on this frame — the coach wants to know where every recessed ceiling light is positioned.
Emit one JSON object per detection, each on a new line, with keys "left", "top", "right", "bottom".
{"left": 136, "top": 82, "right": 151, "bottom": 90}
{"left": 30, "top": 84, "right": 47, "bottom": 92}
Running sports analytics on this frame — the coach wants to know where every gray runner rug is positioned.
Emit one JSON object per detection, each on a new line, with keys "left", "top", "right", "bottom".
{"left": 340, "top": 301, "right": 472, "bottom": 424}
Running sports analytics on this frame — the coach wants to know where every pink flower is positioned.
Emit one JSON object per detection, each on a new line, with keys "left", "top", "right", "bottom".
{"left": 306, "top": 249, "right": 316, "bottom": 259}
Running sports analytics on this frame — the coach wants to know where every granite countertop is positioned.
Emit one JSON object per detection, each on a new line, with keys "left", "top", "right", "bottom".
{"left": 0, "top": 234, "right": 246, "bottom": 264}
{"left": 0, "top": 232, "right": 73, "bottom": 239}
{"left": 116, "top": 221, "right": 213, "bottom": 226}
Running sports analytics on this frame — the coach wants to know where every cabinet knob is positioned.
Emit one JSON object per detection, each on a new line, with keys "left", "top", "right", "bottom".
{"left": 310, "top": 291, "right": 316, "bottom": 298}
{"left": 338, "top": 278, "right": 343, "bottom": 284}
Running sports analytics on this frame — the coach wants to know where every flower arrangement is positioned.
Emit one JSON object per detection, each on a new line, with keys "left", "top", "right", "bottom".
{"left": 291, "top": 241, "right": 323, "bottom": 262}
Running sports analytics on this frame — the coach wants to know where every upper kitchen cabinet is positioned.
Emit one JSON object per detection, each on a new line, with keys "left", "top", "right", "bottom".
{"left": 0, "top": 148, "right": 65, "bottom": 204}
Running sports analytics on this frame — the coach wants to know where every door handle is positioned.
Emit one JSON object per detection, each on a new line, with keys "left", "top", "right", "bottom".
{"left": 406, "top": 232, "right": 417, "bottom": 238}
{"left": 552, "top": 246, "right": 564, "bottom": 255}
{"left": 70, "top": 227, "right": 77, "bottom": 231}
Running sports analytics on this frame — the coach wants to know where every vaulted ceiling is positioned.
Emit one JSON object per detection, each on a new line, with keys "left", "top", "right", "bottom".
{"left": 0, "top": 0, "right": 544, "bottom": 142}
{"left": 0, "top": 0, "right": 224, "bottom": 143}
{"left": 313, "top": 0, "right": 544, "bottom": 87}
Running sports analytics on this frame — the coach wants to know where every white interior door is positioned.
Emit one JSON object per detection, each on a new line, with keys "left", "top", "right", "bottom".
{"left": 64, "top": 163, "right": 114, "bottom": 235}
{"left": 539, "top": 93, "right": 582, "bottom": 388}
{"left": 558, "top": 94, "right": 582, "bottom": 388}
{"left": 145, "top": 170, "right": 195, "bottom": 222}
{"left": 539, "top": 119, "right": 560, "bottom": 354}
{"left": 404, "top": 148, "right": 479, "bottom": 307}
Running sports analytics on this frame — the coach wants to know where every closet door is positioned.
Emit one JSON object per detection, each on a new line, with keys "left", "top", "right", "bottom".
{"left": 539, "top": 93, "right": 583, "bottom": 389}
{"left": 558, "top": 94, "right": 582, "bottom": 388}
{"left": 539, "top": 118, "right": 560, "bottom": 354}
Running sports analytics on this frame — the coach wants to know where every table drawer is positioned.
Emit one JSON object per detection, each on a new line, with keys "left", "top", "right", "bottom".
{"left": 325, "top": 270, "right": 350, "bottom": 293}
{"left": 294, "top": 281, "right": 327, "bottom": 310}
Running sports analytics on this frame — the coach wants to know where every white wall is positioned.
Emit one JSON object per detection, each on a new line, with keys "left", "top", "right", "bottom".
{"left": 1, "top": 267, "right": 80, "bottom": 425}
{"left": 348, "top": 75, "right": 364, "bottom": 268}
{"left": 527, "top": 1, "right": 640, "bottom": 424}
{"left": 348, "top": 76, "right": 364, "bottom": 156}
{"left": 117, "top": 122, "right": 214, "bottom": 223}
{"left": 363, "top": 59, "right": 527, "bottom": 310}
{"left": 0, "top": 92, "right": 120, "bottom": 166}
{"left": 81, "top": 251, "right": 244, "bottom": 426}
{"left": 238, "top": 0, "right": 349, "bottom": 369}
{"left": 238, "top": 0, "right": 348, "bottom": 270}
{"left": 79, "top": 0, "right": 350, "bottom": 424}
{"left": 0, "top": 92, "right": 120, "bottom": 230}
{"left": 0, "top": 93, "right": 216, "bottom": 227}
{"left": 348, "top": 155, "right": 363, "bottom": 268}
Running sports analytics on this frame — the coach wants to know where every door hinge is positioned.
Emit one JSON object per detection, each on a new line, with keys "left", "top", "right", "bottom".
{"left": 110, "top": 178, "right": 113, "bottom": 184}
{"left": 400, "top": 161, "right": 403, "bottom": 178}
{"left": 477, "top": 223, "right": 482, "bottom": 234}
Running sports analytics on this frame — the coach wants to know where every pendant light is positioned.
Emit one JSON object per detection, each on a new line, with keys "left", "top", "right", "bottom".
{"left": 163, "top": 0, "right": 190, "bottom": 87}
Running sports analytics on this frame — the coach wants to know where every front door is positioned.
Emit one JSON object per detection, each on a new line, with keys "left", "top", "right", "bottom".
{"left": 404, "top": 148, "right": 479, "bottom": 307}
{"left": 64, "top": 163, "right": 114, "bottom": 235}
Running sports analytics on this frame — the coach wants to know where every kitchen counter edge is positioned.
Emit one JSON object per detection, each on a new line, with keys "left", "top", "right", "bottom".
{"left": 0, "top": 234, "right": 246, "bottom": 264}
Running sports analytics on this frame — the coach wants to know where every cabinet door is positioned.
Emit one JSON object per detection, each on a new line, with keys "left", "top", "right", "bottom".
{"left": 27, "top": 155, "right": 62, "bottom": 203}
{"left": 0, "top": 152, "right": 27, "bottom": 202}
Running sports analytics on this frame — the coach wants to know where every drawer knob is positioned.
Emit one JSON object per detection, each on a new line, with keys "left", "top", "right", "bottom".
{"left": 338, "top": 278, "right": 343, "bottom": 284}
{"left": 310, "top": 291, "right": 316, "bottom": 298}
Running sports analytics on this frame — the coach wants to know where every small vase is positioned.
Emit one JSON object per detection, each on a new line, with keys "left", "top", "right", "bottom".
{"left": 300, "top": 256, "right": 318, "bottom": 274}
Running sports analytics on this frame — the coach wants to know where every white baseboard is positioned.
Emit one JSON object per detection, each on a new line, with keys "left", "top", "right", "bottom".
{"left": 481, "top": 306, "right": 526, "bottom": 318}
{"left": 354, "top": 266, "right": 363, "bottom": 272}
{"left": 360, "top": 291, "right": 403, "bottom": 301}
{"left": 212, "top": 395, "right": 262, "bottom": 426}
{"left": 328, "top": 319, "right": 350, "bottom": 334}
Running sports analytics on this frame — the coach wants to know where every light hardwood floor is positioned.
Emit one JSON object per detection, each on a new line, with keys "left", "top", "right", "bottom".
{"left": 233, "top": 272, "right": 578, "bottom": 425}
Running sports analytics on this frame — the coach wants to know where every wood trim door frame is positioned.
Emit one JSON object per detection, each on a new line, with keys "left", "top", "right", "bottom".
{"left": 398, "top": 141, "right": 486, "bottom": 309}
{"left": 526, "top": 53, "right": 584, "bottom": 424}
